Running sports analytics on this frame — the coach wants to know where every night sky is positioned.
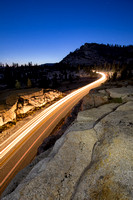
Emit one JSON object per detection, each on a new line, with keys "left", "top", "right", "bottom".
{"left": 0, "top": 0, "right": 133, "bottom": 65}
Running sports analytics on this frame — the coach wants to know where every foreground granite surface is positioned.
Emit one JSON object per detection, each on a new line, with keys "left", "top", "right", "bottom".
{"left": 2, "top": 86, "right": 133, "bottom": 200}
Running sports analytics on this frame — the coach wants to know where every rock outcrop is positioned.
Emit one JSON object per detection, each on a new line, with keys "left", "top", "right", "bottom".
{"left": 61, "top": 43, "right": 133, "bottom": 66}
{"left": 2, "top": 86, "right": 133, "bottom": 200}
{"left": 0, "top": 89, "right": 62, "bottom": 127}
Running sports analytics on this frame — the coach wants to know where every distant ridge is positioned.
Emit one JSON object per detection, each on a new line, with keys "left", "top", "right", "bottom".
{"left": 40, "top": 63, "right": 56, "bottom": 67}
{"left": 61, "top": 43, "right": 133, "bottom": 66}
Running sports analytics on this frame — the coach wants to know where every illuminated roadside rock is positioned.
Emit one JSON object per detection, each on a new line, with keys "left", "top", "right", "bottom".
{"left": 0, "top": 89, "right": 62, "bottom": 127}
{"left": 0, "top": 115, "right": 3, "bottom": 126}
{"left": 2, "top": 103, "right": 17, "bottom": 125}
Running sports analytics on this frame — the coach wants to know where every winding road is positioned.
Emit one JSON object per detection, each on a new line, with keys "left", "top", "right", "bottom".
{"left": 0, "top": 72, "right": 106, "bottom": 194}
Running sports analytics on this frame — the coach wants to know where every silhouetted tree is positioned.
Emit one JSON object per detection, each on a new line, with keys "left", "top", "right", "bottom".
{"left": 27, "top": 78, "right": 32, "bottom": 88}
{"left": 15, "top": 80, "right": 21, "bottom": 89}
{"left": 112, "top": 71, "right": 117, "bottom": 81}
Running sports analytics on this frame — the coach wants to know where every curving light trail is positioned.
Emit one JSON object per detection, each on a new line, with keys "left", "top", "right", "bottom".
{"left": 0, "top": 72, "right": 106, "bottom": 161}
{"left": 0, "top": 72, "right": 106, "bottom": 193}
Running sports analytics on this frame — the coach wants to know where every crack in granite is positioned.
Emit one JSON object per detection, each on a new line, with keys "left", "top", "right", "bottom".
{"left": 70, "top": 102, "right": 126, "bottom": 200}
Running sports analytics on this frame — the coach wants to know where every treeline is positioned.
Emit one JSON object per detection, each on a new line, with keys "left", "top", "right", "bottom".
{"left": 0, "top": 63, "right": 43, "bottom": 89}
{"left": 0, "top": 58, "right": 132, "bottom": 90}
{"left": 0, "top": 63, "right": 79, "bottom": 90}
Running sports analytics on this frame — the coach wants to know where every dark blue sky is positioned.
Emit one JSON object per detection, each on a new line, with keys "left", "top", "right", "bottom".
{"left": 0, "top": 0, "right": 133, "bottom": 64}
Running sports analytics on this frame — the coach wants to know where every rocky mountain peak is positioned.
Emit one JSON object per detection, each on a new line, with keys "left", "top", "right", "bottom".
{"left": 61, "top": 43, "right": 133, "bottom": 66}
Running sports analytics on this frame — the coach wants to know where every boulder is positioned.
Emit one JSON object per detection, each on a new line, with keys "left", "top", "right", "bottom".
{"left": 19, "top": 89, "right": 44, "bottom": 100}
{"left": 16, "top": 105, "right": 34, "bottom": 115}
{"left": 82, "top": 91, "right": 108, "bottom": 110}
{"left": 2, "top": 103, "right": 17, "bottom": 125}
{"left": 106, "top": 86, "right": 133, "bottom": 101}
{"left": 77, "top": 103, "right": 120, "bottom": 124}
{"left": 0, "top": 115, "right": 3, "bottom": 126}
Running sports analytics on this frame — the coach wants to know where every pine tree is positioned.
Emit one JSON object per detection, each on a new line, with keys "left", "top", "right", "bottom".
{"left": 15, "top": 80, "right": 21, "bottom": 89}
{"left": 27, "top": 78, "right": 32, "bottom": 88}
